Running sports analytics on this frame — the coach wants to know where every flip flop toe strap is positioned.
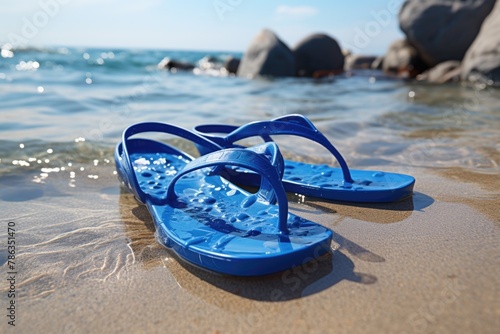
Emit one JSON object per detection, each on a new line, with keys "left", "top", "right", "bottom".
{"left": 165, "top": 143, "right": 289, "bottom": 233}
{"left": 224, "top": 115, "right": 354, "bottom": 183}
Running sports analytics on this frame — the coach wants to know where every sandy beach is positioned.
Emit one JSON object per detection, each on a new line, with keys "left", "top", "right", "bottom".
{"left": 2, "top": 150, "right": 499, "bottom": 334}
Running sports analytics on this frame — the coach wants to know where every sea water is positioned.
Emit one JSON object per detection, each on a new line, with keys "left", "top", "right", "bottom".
{"left": 1, "top": 46, "right": 498, "bottom": 182}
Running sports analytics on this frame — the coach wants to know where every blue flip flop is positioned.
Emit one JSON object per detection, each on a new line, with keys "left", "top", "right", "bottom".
{"left": 194, "top": 114, "right": 415, "bottom": 203}
{"left": 115, "top": 122, "right": 332, "bottom": 276}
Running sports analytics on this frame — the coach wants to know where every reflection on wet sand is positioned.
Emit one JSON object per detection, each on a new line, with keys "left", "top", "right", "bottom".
{"left": 0, "top": 171, "right": 67, "bottom": 202}
{"left": 0, "top": 169, "right": 134, "bottom": 301}
{"left": 437, "top": 167, "right": 500, "bottom": 222}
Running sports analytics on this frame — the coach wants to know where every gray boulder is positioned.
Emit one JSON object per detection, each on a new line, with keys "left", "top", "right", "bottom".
{"left": 237, "top": 29, "right": 295, "bottom": 78}
{"left": 293, "top": 33, "right": 344, "bottom": 77}
{"left": 399, "top": 0, "right": 496, "bottom": 67}
{"left": 382, "top": 39, "right": 428, "bottom": 77}
{"left": 417, "top": 60, "right": 461, "bottom": 83}
{"left": 461, "top": 1, "right": 500, "bottom": 84}
{"left": 223, "top": 57, "right": 240, "bottom": 75}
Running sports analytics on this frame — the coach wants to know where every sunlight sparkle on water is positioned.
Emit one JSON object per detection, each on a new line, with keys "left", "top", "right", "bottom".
{"left": 16, "top": 61, "right": 39, "bottom": 71}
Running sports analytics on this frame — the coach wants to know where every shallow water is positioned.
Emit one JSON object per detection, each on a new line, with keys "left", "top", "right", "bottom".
{"left": 1, "top": 47, "right": 499, "bottom": 176}
{"left": 1, "top": 47, "right": 499, "bottom": 307}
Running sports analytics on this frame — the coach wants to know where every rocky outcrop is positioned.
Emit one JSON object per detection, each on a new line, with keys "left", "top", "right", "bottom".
{"left": 399, "top": 0, "right": 496, "bottom": 67}
{"left": 417, "top": 60, "right": 461, "bottom": 83}
{"left": 293, "top": 33, "right": 344, "bottom": 77}
{"left": 461, "top": 1, "right": 500, "bottom": 84}
{"left": 382, "top": 39, "right": 428, "bottom": 77}
{"left": 237, "top": 29, "right": 295, "bottom": 78}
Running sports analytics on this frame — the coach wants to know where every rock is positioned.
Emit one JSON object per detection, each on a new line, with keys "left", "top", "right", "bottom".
{"left": 237, "top": 29, "right": 295, "bottom": 78}
{"left": 382, "top": 39, "right": 428, "bottom": 77}
{"left": 461, "top": 1, "right": 500, "bottom": 84}
{"left": 417, "top": 60, "right": 461, "bottom": 83}
{"left": 293, "top": 33, "right": 344, "bottom": 77}
{"left": 223, "top": 57, "right": 240, "bottom": 74}
{"left": 399, "top": 0, "right": 496, "bottom": 67}
{"left": 158, "top": 57, "right": 195, "bottom": 71}
{"left": 204, "top": 56, "right": 218, "bottom": 63}
{"left": 342, "top": 49, "right": 352, "bottom": 58}
{"left": 371, "top": 56, "right": 384, "bottom": 70}
{"left": 344, "top": 55, "right": 377, "bottom": 70}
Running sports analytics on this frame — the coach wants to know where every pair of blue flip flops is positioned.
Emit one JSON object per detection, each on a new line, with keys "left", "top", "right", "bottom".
{"left": 115, "top": 114, "right": 415, "bottom": 276}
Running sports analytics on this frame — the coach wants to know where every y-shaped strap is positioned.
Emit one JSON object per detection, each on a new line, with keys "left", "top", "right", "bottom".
{"left": 194, "top": 123, "right": 272, "bottom": 147}
{"left": 195, "top": 115, "right": 326, "bottom": 146}
{"left": 166, "top": 143, "right": 289, "bottom": 233}
{"left": 120, "top": 122, "right": 224, "bottom": 204}
{"left": 223, "top": 114, "right": 354, "bottom": 183}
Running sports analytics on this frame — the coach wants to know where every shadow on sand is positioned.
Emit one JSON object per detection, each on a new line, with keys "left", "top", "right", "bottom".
{"left": 288, "top": 191, "right": 434, "bottom": 224}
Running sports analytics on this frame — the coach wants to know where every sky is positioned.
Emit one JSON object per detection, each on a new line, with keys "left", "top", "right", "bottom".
{"left": 0, "top": 0, "right": 404, "bottom": 54}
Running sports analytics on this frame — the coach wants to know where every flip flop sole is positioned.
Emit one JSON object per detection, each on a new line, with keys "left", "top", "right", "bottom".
{"left": 282, "top": 161, "right": 415, "bottom": 202}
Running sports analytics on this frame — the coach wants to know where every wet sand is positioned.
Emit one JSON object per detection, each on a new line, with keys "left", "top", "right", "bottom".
{"left": 1, "top": 162, "right": 499, "bottom": 334}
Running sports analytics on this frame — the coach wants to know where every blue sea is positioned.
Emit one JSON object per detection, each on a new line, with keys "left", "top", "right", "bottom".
{"left": 1, "top": 46, "right": 498, "bottom": 187}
